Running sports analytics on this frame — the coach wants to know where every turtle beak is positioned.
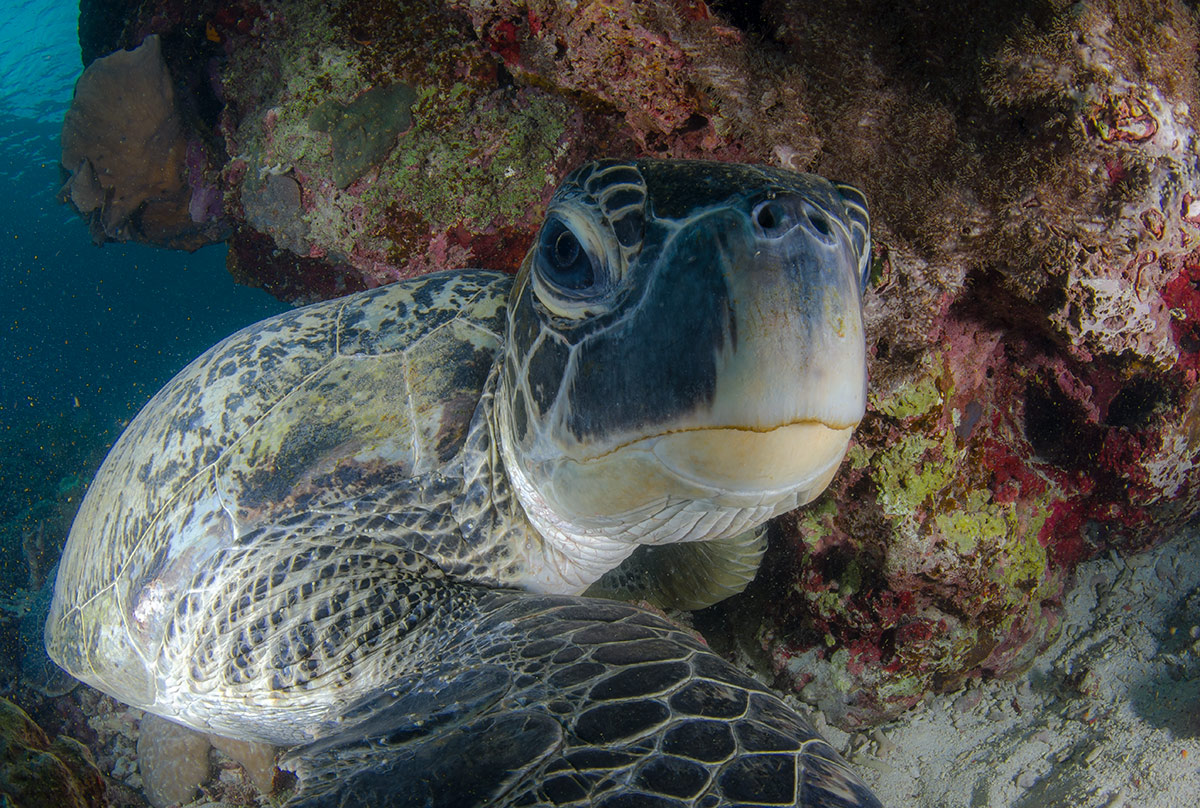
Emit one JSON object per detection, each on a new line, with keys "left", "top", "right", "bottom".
{"left": 708, "top": 191, "right": 867, "bottom": 435}
{"left": 538, "top": 420, "right": 852, "bottom": 534}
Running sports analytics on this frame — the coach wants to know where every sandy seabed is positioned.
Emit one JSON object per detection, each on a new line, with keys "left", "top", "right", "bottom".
{"left": 814, "top": 528, "right": 1200, "bottom": 808}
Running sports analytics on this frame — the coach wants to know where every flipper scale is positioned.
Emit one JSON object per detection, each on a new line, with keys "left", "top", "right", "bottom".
{"left": 285, "top": 590, "right": 882, "bottom": 808}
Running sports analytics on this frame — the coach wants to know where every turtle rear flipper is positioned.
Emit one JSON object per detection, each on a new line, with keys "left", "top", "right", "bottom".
{"left": 284, "top": 590, "right": 882, "bottom": 808}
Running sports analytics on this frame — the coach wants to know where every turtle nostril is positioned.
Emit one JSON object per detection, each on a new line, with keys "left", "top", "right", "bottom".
{"left": 756, "top": 204, "right": 778, "bottom": 230}
{"left": 754, "top": 197, "right": 837, "bottom": 243}
{"left": 753, "top": 200, "right": 792, "bottom": 236}
{"left": 806, "top": 208, "right": 832, "bottom": 237}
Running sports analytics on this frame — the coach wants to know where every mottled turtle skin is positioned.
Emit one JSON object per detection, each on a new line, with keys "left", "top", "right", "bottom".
{"left": 47, "top": 160, "right": 881, "bottom": 807}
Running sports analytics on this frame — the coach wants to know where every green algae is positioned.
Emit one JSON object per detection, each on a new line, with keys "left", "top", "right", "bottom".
{"left": 990, "top": 501, "right": 1055, "bottom": 607}
{"left": 222, "top": 0, "right": 370, "bottom": 171}
{"left": 931, "top": 488, "right": 1055, "bottom": 610}
{"left": 873, "top": 428, "right": 958, "bottom": 520}
{"left": 872, "top": 351, "right": 947, "bottom": 419}
{"left": 846, "top": 442, "right": 871, "bottom": 471}
{"left": 309, "top": 83, "right": 417, "bottom": 188}
{"left": 857, "top": 341, "right": 1058, "bottom": 677}
{"left": 793, "top": 496, "right": 839, "bottom": 549}
{"left": 367, "top": 84, "right": 570, "bottom": 229}
{"left": 934, "top": 489, "right": 1007, "bottom": 554}
{"left": 866, "top": 352, "right": 958, "bottom": 520}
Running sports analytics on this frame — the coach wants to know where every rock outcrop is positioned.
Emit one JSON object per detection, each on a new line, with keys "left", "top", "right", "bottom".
{"left": 65, "top": 0, "right": 1200, "bottom": 726}
{"left": 0, "top": 698, "right": 107, "bottom": 808}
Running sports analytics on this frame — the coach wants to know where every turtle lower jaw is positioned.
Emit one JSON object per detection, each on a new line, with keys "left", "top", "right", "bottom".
{"left": 536, "top": 421, "right": 854, "bottom": 527}
{"left": 506, "top": 421, "right": 855, "bottom": 591}
{"left": 647, "top": 421, "right": 854, "bottom": 503}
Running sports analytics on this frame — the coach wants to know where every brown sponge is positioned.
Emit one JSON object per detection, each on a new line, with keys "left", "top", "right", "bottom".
{"left": 59, "top": 35, "right": 224, "bottom": 250}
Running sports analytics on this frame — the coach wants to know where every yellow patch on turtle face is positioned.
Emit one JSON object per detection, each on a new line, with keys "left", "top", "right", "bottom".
{"left": 543, "top": 422, "right": 852, "bottom": 523}
{"left": 650, "top": 422, "right": 853, "bottom": 496}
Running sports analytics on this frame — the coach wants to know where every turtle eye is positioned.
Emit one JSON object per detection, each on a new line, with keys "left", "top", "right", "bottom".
{"left": 538, "top": 219, "right": 596, "bottom": 291}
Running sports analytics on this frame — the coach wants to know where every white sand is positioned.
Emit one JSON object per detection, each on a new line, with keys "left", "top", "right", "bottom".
{"left": 815, "top": 528, "right": 1200, "bottom": 807}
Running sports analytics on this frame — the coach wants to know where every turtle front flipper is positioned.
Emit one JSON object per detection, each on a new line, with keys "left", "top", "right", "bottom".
{"left": 584, "top": 527, "right": 767, "bottom": 611}
{"left": 285, "top": 662, "right": 563, "bottom": 807}
{"left": 283, "top": 589, "right": 882, "bottom": 808}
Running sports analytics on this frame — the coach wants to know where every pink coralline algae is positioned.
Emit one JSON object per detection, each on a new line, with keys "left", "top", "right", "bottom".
{"left": 64, "top": 0, "right": 1200, "bottom": 727}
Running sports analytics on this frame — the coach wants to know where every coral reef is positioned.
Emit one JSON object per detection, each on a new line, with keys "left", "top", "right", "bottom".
{"left": 718, "top": 0, "right": 1200, "bottom": 726}
{"left": 65, "top": 0, "right": 1200, "bottom": 727}
{"left": 66, "top": 0, "right": 803, "bottom": 292}
{"left": 210, "top": 0, "right": 597, "bottom": 297}
{"left": 0, "top": 698, "right": 108, "bottom": 808}
{"left": 448, "top": 0, "right": 812, "bottom": 160}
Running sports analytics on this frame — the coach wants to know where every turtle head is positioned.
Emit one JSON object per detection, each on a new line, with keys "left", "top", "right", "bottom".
{"left": 498, "top": 159, "right": 870, "bottom": 589}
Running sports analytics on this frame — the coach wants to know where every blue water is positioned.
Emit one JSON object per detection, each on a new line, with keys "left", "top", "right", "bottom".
{"left": 0, "top": 0, "right": 78, "bottom": 122}
{"left": 0, "top": 3, "right": 287, "bottom": 537}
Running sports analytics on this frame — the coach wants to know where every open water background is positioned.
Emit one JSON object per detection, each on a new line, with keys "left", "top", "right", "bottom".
{"left": 0, "top": 1, "right": 287, "bottom": 586}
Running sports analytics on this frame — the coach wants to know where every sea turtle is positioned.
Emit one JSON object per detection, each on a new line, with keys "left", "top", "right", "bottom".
{"left": 46, "top": 159, "right": 880, "bottom": 807}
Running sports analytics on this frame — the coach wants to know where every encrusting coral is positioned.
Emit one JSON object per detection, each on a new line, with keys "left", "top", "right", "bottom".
{"left": 0, "top": 698, "right": 107, "bottom": 808}
{"left": 59, "top": 0, "right": 1200, "bottom": 730}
